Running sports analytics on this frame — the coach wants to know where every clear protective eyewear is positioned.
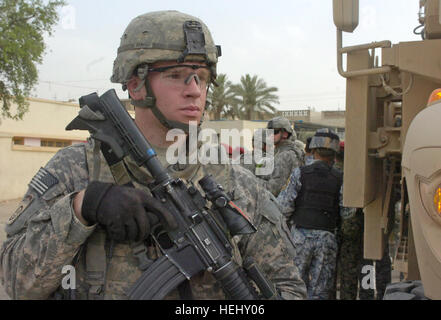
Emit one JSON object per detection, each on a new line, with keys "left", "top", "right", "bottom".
{"left": 148, "top": 64, "right": 211, "bottom": 90}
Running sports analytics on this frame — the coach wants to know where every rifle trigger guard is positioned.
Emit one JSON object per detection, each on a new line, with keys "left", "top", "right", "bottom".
{"left": 131, "top": 242, "right": 153, "bottom": 271}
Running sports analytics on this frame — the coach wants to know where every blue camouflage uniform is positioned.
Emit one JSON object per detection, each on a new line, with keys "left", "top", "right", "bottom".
{"left": 277, "top": 160, "right": 353, "bottom": 300}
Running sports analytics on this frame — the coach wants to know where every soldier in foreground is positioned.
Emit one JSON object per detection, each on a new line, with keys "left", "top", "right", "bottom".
{"left": 0, "top": 11, "right": 306, "bottom": 300}
{"left": 277, "top": 129, "right": 345, "bottom": 299}
{"left": 259, "top": 117, "right": 302, "bottom": 197}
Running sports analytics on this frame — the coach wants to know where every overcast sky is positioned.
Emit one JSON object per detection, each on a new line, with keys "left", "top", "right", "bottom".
{"left": 34, "top": 0, "right": 422, "bottom": 111}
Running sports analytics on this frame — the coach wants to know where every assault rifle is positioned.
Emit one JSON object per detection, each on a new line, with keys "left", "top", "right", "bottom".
{"left": 66, "top": 89, "right": 279, "bottom": 300}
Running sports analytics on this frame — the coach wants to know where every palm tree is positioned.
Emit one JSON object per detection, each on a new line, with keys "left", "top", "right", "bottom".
{"left": 207, "top": 74, "right": 236, "bottom": 120}
{"left": 230, "top": 74, "right": 279, "bottom": 120}
{"left": 222, "top": 102, "right": 243, "bottom": 120}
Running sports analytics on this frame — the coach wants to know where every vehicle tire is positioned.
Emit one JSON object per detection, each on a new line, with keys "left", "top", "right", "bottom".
{"left": 383, "top": 280, "right": 428, "bottom": 300}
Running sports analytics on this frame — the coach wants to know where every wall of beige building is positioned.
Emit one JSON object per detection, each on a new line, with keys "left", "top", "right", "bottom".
{"left": 310, "top": 111, "right": 345, "bottom": 128}
{"left": 0, "top": 98, "right": 88, "bottom": 202}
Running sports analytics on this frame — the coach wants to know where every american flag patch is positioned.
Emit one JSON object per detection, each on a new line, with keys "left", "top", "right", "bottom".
{"left": 29, "top": 168, "right": 59, "bottom": 196}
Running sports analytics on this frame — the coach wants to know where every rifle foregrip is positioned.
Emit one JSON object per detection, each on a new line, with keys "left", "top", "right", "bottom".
{"left": 213, "top": 261, "right": 258, "bottom": 300}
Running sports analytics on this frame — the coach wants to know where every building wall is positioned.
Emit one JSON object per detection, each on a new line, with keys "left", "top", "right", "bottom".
{"left": 309, "top": 111, "right": 345, "bottom": 128}
{"left": 0, "top": 98, "right": 89, "bottom": 201}
{"left": 277, "top": 109, "right": 311, "bottom": 123}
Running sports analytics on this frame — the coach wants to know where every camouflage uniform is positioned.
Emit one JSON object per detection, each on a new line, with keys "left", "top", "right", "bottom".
{"left": 332, "top": 159, "right": 363, "bottom": 300}
{"left": 277, "top": 129, "right": 347, "bottom": 300}
{"left": 0, "top": 140, "right": 307, "bottom": 299}
{"left": 289, "top": 132, "right": 306, "bottom": 166}
{"left": 337, "top": 208, "right": 363, "bottom": 299}
{"left": 277, "top": 162, "right": 350, "bottom": 300}
{"left": 258, "top": 139, "right": 301, "bottom": 197}
{"left": 257, "top": 117, "right": 302, "bottom": 197}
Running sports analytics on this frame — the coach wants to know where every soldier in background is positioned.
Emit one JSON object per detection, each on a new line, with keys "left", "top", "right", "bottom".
{"left": 259, "top": 117, "right": 302, "bottom": 197}
{"left": 277, "top": 128, "right": 346, "bottom": 299}
{"left": 240, "top": 127, "right": 270, "bottom": 176}
{"left": 289, "top": 132, "right": 306, "bottom": 166}
{"left": 304, "top": 137, "right": 314, "bottom": 166}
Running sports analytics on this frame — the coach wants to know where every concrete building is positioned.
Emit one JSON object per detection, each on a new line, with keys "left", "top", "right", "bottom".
{"left": 279, "top": 109, "right": 345, "bottom": 128}
{"left": 0, "top": 98, "right": 90, "bottom": 201}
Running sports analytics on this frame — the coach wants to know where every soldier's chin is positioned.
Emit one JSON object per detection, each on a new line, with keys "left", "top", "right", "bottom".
{"left": 182, "top": 117, "right": 202, "bottom": 127}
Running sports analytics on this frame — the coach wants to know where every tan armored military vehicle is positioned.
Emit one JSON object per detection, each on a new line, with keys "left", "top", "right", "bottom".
{"left": 333, "top": 0, "right": 441, "bottom": 299}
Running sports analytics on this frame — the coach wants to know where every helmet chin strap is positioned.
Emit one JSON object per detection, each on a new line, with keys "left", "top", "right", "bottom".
{"left": 129, "top": 75, "right": 207, "bottom": 134}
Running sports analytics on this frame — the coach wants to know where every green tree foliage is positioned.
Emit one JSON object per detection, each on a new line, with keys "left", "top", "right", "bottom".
{"left": 230, "top": 74, "right": 279, "bottom": 120}
{"left": 207, "top": 74, "right": 237, "bottom": 120}
{"left": 222, "top": 102, "right": 243, "bottom": 120}
{"left": 0, "top": 0, "right": 65, "bottom": 120}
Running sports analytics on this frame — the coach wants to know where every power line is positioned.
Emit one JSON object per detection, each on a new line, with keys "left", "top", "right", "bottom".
{"left": 38, "top": 80, "right": 108, "bottom": 90}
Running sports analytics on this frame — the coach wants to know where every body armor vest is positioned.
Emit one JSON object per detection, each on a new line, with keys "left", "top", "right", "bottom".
{"left": 293, "top": 161, "right": 343, "bottom": 232}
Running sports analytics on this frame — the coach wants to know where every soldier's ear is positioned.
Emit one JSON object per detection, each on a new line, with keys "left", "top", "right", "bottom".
{"left": 127, "top": 76, "right": 147, "bottom": 100}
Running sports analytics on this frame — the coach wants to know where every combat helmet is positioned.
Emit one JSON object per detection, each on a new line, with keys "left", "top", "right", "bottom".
{"left": 111, "top": 10, "right": 221, "bottom": 132}
{"left": 267, "top": 116, "right": 295, "bottom": 138}
{"left": 309, "top": 128, "right": 340, "bottom": 152}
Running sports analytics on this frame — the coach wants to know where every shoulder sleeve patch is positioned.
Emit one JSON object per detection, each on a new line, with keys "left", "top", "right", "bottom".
{"left": 7, "top": 194, "right": 34, "bottom": 225}
{"left": 28, "top": 167, "right": 59, "bottom": 196}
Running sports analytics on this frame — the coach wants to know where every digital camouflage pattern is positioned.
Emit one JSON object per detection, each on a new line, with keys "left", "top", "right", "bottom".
{"left": 258, "top": 139, "right": 302, "bottom": 197}
{"left": 291, "top": 227, "right": 338, "bottom": 300}
{"left": 276, "top": 160, "right": 353, "bottom": 300}
{"left": 111, "top": 10, "right": 219, "bottom": 85}
{"left": 0, "top": 140, "right": 307, "bottom": 300}
{"left": 337, "top": 208, "right": 392, "bottom": 300}
{"left": 309, "top": 128, "right": 340, "bottom": 153}
{"left": 337, "top": 209, "right": 363, "bottom": 300}
{"left": 333, "top": 159, "right": 362, "bottom": 300}
{"left": 292, "top": 140, "right": 305, "bottom": 166}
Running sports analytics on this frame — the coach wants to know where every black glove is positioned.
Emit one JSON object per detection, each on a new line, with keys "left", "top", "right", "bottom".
{"left": 81, "top": 181, "right": 176, "bottom": 242}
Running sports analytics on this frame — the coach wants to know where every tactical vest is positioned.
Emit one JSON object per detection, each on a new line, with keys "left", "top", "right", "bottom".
{"left": 292, "top": 161, "right": 343, "bottom": 232}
